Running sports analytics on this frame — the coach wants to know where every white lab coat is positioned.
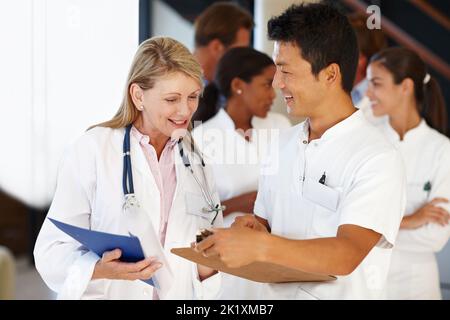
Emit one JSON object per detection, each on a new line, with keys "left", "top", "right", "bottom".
{"left": 192, "top": 109, "right": 291, "bottom": 299}
{"left": 373, "top": 119, "right": 450, "bottom": 299}
{"left": 34, "top": 126, "right": 223, "bottom": 300}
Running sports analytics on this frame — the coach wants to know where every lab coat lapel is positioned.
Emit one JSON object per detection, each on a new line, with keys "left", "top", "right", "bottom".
{"left": 112, "top": 130, "right": 159, "bottom": 236}
{"left": 132, "top": 135, "right": 162, "bottom": 235}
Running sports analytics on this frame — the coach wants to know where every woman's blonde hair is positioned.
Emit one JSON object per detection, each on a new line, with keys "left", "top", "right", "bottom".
{"left": 92, "top": 37, "right": 203, "bottom": 129}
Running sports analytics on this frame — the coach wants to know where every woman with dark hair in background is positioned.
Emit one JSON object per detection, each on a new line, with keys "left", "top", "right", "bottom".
{"left": 192, "top": 47, "right": 290, "bottom": 299}
{"left": 366, "top": 47, "right": 450, "bottom": 299}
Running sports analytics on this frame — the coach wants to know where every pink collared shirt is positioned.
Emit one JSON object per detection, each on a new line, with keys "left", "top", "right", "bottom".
{"left": 131, "top": 126, "right": 177, "bottom": 247}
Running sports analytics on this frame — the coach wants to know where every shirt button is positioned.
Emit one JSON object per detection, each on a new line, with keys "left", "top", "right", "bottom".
{"left": 302, "top": 140, "right": 308, "bottom": 144}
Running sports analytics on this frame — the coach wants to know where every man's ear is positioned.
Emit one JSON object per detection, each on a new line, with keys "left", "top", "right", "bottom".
{"left": 320, "top": 63, "right": 340, "bottom": 86}
{"left": 129, "top": 83, "right": 144, "bottom": 110}
{"left": 207, "top": 39, "right": 226, "bottom": 59}
{"left": 326, "top": 63, "right": 340, "bottom": 83}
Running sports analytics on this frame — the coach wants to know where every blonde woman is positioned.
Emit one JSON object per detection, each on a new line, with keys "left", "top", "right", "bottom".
{"left": 34, "top": 37, "right": 223, "bottom": 299}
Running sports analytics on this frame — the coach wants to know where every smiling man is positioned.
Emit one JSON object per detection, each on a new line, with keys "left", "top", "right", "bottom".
{"left": 196, "top": 3, "right": 406, "bottom": 299}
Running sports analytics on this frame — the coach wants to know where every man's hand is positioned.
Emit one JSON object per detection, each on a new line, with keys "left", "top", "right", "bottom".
{"left": 232, "top": 214, "right": 270, "bottom": 232}
{"left": 194, "top": 227, "right": 269, "bottom": 268}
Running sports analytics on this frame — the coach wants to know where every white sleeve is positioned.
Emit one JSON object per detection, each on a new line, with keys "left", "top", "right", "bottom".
{"left": 33, "top": 134, "right": 100, "bottom": 299}
{"left": 395, "top": 146, "right": 450, "bottom": 253}
{"left": 253, "top": 152, "right": 275, "bottom": 221}
{"left": 339, "top": 149, "right": 406, "bottom": 248}
{"left": 254, "top": 175, "right": 268, "bottom": 220}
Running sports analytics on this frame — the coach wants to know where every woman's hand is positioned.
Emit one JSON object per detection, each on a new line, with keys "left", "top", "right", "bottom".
{"left": 92, "top": 249, "right": 162, "bottom": 281}
{"left": 190, "top": 242, "right": 218, "bottom": 281}
{"left": 401, "top": 198, "right": 450, "bottom": 229}
{"left": 197, "top": 264, "right": 218, "bottom": 281}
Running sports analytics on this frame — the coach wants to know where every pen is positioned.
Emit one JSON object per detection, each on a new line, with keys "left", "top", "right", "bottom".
{"left": 319, "top": 172, "right": 326, "bottom": 185}
{"left": 424, "top": 181, "right": 431, "bottom": 198}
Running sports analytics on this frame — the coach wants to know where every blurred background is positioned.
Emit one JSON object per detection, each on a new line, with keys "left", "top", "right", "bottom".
{"left": 0, "top": 0, "right": 449, "bottom": 299}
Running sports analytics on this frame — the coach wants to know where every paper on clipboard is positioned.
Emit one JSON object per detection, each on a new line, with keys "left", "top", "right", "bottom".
{"left": 171, "top": 247, "right": 336, "bottom": 283}
{"left": 124, "top": 206, "right": 173, "bottom": 297}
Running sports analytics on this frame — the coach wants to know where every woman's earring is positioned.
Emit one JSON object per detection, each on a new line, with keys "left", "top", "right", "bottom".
{"left": 140, "top": 105, "right": 144, "bottom": 111}
{"left": 236, "top": 89, "right": 242, "bottom": 95}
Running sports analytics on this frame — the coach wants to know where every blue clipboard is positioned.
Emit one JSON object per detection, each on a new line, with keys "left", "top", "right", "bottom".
{"left": 48, "top": 218, "right": 156, "bottom": 287}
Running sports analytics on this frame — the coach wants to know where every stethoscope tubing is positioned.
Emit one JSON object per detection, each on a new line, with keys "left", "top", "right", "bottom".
{"left": 122, "top": 124, "right": 222, "bottom": 223}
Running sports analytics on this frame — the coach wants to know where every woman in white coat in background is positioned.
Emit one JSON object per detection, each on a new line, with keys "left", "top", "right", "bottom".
{"left": 192, "top": 47, "right": 291, "bottom": 299}
{"left": 366, "top": 47, "right": 450, "bottom": 299}
{"left": 34, "top": 37, "right": 223, "bottom": 300}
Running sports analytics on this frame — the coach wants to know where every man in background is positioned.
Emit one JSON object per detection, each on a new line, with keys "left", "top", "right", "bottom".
{"left": 348, "top": 14, "right": 387, "bottom": 106}
{"left": 192, "top": 2, "right": 254, "bottom": 123}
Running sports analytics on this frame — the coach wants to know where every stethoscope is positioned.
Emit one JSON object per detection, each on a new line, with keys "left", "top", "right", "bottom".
{"left": 122, "top": 124, "right": 224, "bottom": 225}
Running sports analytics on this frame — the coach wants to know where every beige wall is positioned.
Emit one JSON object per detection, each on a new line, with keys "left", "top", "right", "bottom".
{"left": 0, "top": 246, "right": 15, "bottom": 300}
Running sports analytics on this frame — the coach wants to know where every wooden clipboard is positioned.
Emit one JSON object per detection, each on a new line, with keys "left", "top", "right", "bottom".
{"left": 171, "top": 247, "right": 336, "bottom": 283}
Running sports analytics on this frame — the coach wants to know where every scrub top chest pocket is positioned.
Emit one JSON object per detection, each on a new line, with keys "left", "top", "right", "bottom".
{"left": 303, "top": 177, "right": 341, "bottom": 237}
{"left": 303, "top": 177, "right": 340, "bottom": 212}
{"left": 405, "top": 181, "right": 431, "bottom": 215}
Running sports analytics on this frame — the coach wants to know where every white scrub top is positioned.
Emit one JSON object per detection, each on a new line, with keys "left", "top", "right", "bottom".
{"left": 254, "top": 110, "right": 406, "bottom": 299}
{"left": 192, "top": 109, "right": 291, "bottom": 300}
{"left": 374, "top": 119, "right": 450, "bottom": 299}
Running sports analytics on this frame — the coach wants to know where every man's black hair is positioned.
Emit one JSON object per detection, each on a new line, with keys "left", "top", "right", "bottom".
{"left": 268, "top": 2, "right": 358, "bottom": 93}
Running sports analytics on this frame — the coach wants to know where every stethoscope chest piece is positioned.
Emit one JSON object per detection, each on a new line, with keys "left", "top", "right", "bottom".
{"left": 123, "top": 193, "right": 140, "bottom": 210}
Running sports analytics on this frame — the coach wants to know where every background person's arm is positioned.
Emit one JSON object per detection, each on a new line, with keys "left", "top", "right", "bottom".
{"left": 221, "top": 191, "right": 257, "bottom": 217}
{"left": 396, "top": 144, "right": 450, "bottom": 253}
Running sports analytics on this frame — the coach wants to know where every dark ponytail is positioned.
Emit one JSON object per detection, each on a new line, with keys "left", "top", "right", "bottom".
{"left": 370, "top": 47, "right": 447, "bottom": 135}
{"left": 423, "top": 77, "right": 447, "bottom": 135}
{"left": 192, "top": 82, "right": 221, "bottom": 124}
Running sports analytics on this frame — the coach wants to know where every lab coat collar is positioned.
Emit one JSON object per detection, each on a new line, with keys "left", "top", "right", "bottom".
{"left": 215, "top": 108, "right": 265, "bottom": 142}
{"left": 131, "top": 125, "right": 178, "bottom": 148}
{"left": 383, "top": 119, "right": 428, "bottom": 143}
{"left": 301, "top": 109, "right": 364, "bottom": 142}
{"left": 112, "top": 126, "right": 188, "bottom": 172}
{"left": 215, "top": 108, "right": 236, "bottom": 130}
